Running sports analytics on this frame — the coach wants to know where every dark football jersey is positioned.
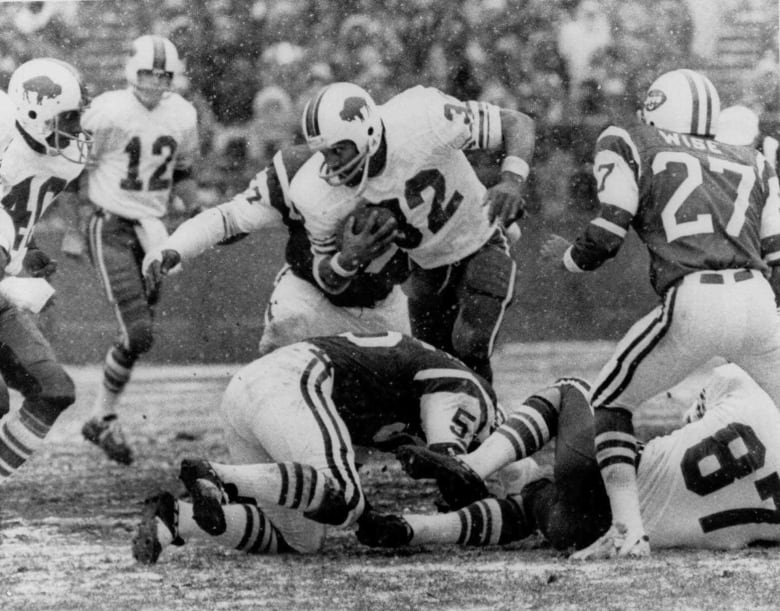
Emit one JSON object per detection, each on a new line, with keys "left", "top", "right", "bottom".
{"left": 570, "top": 123, "right": 780, "bottom": 295}
{"left": 306, "top": 332, "right": 499, "bottom": 445}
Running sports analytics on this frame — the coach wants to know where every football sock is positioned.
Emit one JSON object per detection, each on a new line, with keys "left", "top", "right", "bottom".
{"left": 593, "top": 407, "right": 644, "bottom": 532}
{"left": 214, "top": 462, "right": 349, "bottom": 525}
{"left": 0, "top": 403, "right": 51, "bottom": 481}
{"left": 464, "top": 394, "right": 559, "bottom": 478}
{"left": 94, "top": 344, "right": 135, "bottom": 416}
{"left": 177, "top": 498, "right": 286, "bottom": 554}
{"left": 405, "top": 497, "right": 530, "bottom": 546}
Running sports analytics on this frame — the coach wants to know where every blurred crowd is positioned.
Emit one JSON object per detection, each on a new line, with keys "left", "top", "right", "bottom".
{"left": 1, "top": 0, "right": 779, "bottom": 212}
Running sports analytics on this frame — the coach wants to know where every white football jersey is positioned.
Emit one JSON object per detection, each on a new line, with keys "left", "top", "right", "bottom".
{"left": 0, "top": 128, "right": 84, "bottom": 275}
{"left": 82, "top": 88, "right": 198, "bottom": 219}
{"left": 639, "top": 364, "right": 780, "bottom": 549}
{"left": 360, "top": 86, "right": 502, "bottom": 269}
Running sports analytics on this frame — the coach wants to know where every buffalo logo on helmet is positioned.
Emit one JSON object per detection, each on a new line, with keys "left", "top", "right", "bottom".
{"left": 339, "top": 96, "right": 370, "bottom": 123}
{"left": 22, "top": 76, "right": 62, "bottom": 105}
{"left": 643, "top": 89, "right": 667, "bottom": 112}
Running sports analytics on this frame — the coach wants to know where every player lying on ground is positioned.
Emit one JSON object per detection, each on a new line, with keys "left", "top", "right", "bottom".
{"left": 131, "top": 331, "right": 508, "bottom": 563}
{"left": 358, "top": 365, "right": 780, "bottom": 553}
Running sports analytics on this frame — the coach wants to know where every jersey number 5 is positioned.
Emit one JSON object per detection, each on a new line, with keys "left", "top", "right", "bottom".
{"left": 653, "top": 152, "right": 755, "bottom": 242}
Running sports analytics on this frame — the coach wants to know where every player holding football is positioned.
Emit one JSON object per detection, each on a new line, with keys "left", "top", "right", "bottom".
{"left": 360, "top": 365, "right": 780, "bottom": 553}
{"left": 67, "top": 35, "right": 202, "bottom": 465}
{"left": 142, "top": 129, "right": 412, "bottom": 361}
{"left": 539, "top": 68, "right": 780, "bottom": 558}
{"left": 0, "top": 58, "right": 91, "bottom": 482}
{"left": 131, "top": 331, "right": 506, "bottom": 563}
{"left": 300, "top": 83, "right": 535, "bottom": 382}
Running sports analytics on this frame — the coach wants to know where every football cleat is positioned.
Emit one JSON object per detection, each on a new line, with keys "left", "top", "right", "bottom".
{"left": 179, "top": 458, "right": 229, "bottom": 536}
{"left": 132, "top": 491, "right": 184, "bottom": 565}
{"left": 82, "top": 415, "right": 134, "bottom": 465}
{"left": 356, "top": 509, "right": 413, "bottom": 548}
{"left": 395, "top": 445, "right": 489, "bottom": 510}
{"left": 569, "top": 522, "right": 650, "bottom": 560}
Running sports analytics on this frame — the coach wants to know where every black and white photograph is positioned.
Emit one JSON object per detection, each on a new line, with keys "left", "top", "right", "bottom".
{"left": 0, "top": 0, "right": 779, "bottom": 608}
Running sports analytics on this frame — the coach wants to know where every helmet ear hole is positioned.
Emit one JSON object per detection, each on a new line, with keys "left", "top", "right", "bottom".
{"left": 28, "top": 111, "right": 36, "bottom": 119}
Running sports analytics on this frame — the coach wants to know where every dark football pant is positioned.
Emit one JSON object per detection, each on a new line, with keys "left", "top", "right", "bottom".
{"left": 522, "top": 383, "right": 612, "bottom": 551}
{"left": 0, "top": 296, "right": 75, "bottom": 423}
{"left": 405, "top": 228, "right": 515, "bottom": 382}
{"left": 88, "top": 211, "right": 155, "bottom": 389}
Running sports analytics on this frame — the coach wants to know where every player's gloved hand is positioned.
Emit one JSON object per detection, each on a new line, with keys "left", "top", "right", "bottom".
{"left": 483, "top": 174, "right": 528, "bottom": 225}
{"left": 339, "top": 211, "right": 398, "bottom": 270}
{"left": 143, "top": 248, "right": 181, "bottom": 304}
{"left": 23, "top": 247, "right": 58, "bottom": 278}
{"left": 539, "top": 234, "right": 572, "bottom": 269}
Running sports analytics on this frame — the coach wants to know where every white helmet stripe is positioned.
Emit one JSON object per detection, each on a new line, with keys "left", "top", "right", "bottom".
{"left": 681, "top": 69, "right": 714, "bottom": 136}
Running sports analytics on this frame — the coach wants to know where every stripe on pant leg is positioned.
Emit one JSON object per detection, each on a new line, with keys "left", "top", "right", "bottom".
{"left": 299, "top": 351, "right": 364, "bottom": 522}
{"left": 590, "top": 287, "right": 677, "bottom": 409}
{"left": 89, "top": 214, "right": 130, "bottom": 347}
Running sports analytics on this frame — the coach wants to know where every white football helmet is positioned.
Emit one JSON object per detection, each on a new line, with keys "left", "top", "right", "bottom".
{"left": 7, "top": 57, "right": 92, "bottom": 163}
{"left": 716, "top": 105, "right": 760, "bottom": 146}
{"left": 301, "top": 82, "right": 383, "bottom": 193}
{"left": 125, "top": 35, "right": 183, "bottom": 108}
{"left": 640, "top": 69, "right": 720, "bottom": 137}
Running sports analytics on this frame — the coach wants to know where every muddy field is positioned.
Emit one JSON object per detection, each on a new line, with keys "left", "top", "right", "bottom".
{"left": 2, "top": 343, "right": 778, "bottom": 611}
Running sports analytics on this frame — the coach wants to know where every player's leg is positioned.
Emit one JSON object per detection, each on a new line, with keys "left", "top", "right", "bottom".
{"left": 397, "top": 379, "right": 576, "bottom": 508}
{"left": 357, "top": 495, "right": 531, "bottom": 548}
{"left": 576, "top": 281, "right": 726, "bottom": 558}
{"left": 452, "top": 230, "right": 516, "bottom": 382}
{"left": 179, "top": 348, "right": 364, "bottom": 553}
{"left": 83, "top": 213, "right": 153, "bottom": 464}
{"left": 0, "top": 300, "right": 75, "bottom": 482}
{"left": 523, "top": 381, "right": 611, "bottom": 551}
{"left": 405, "top": 264, "right": 458, "bottom": 356}
{"left": 725, "top": 273, "right": 780, "bottom": 407}
{"left": 258, "top": 266, "right": 409, "bottom": 357}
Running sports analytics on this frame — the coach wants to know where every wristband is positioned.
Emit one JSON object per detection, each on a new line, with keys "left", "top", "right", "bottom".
{"left": 330, "top": 253, "right": 359, "bottom": 277}
{"left": 500, "top": 155, "right": 530, "bottom": 181}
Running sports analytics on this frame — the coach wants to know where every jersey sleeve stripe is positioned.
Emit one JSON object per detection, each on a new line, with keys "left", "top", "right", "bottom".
{"left": 600, "top": 202, "right": 634, "bottom": 228}
{"left": 596, "top": 126, "right": 642, "bottom": 180}
{"left": 591, "top": 216, "right": 628, "bottom": 239}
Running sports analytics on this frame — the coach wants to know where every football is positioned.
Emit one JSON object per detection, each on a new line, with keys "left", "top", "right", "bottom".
{"left": 336, "top": 204, "right": 397, "bottom": 248}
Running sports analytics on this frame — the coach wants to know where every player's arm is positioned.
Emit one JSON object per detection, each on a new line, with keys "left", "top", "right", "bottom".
{"left": 142, "top": 166, "right": 285, "bottom": 300}
{"left": 434, "top": 91, "right": 535, "bottom": 225}
{"left": 541, "top": 126, "right": 639, "bottom": 272}
{"left": 169, "top": 109, "right": 204, "bottom": 216}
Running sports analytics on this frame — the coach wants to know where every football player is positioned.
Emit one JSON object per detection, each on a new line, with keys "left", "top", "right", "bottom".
{"left": 67, "top": 35, "right": 201, "bottom": 465}
{"left": 717, "top": 104, "right": 780, "bottom": 171}
{"left": 0, "top": 58, "right": 91, "bottom": 482}
{"left": 131, "top": 331, "right": 506, "bottom": 563}
{"left": 360, "top": 365, "right": 780, "bottom": 553}
{"left": 300, "top": 83, "right": 536, "bottom": 382}
{"left": 539, "top": 69, "right": 780, "bottom": 558}
{"left": 142, "top": 131, "right": 412, "bottom": 361}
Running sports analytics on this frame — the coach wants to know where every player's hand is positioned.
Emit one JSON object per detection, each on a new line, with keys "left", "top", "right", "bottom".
{"left": 539, "top": 234, "right": 571, "bottom": 268}
{"left": 339, "top": 212, "right": 398, "bottom": 269}
{"left": 483, "top": 175, "right": 527, "bottom": 225}
{"left": 23, "top": 248, "right": 58, "bottom": 278}
{"left": 143, "top": 249, "right": 181, "bottom": 304}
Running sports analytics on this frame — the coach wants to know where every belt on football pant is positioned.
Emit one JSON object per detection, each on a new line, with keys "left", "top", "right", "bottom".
{"left": 698, "top": 269, "right": 755, "bottom": 284}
